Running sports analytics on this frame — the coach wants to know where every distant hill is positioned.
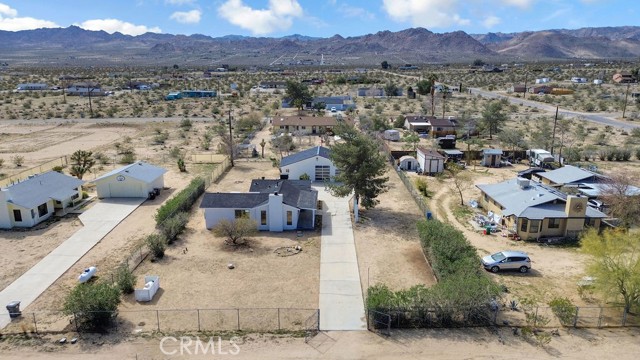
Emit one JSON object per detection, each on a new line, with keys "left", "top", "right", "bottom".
{"left": 1, "top": 25, "right": 639, "bottom": 66}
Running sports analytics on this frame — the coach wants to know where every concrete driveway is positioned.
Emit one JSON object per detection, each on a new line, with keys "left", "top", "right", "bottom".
{"left": 0, "top": 198, "right": 144, "bottom": 329}
{"left": 315, "top": 186, "right": 366, "bottom": 331}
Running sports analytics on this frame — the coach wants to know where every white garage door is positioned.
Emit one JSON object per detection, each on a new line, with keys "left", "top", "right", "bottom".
{"left": 108, "top": 181, "right": 144, "bottom": 198}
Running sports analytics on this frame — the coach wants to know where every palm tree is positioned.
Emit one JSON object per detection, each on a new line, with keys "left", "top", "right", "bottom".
{"left": 427, "top": 73, "right": 438, "bottom": 116}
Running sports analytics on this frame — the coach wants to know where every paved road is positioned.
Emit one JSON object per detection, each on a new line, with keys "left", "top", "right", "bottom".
{"left": 314, "top": 185, "right": 366, "bottom": 331}
{"left": 469, "top": 87, "right": 640, "bottom": 131}
{"left": 0, "top": 198, "right": 144, "bottom": 329}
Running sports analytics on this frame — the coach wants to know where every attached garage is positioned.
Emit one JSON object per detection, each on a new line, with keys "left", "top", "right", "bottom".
{"left": 92, "top": 161, "right": 167, "bottom": 199}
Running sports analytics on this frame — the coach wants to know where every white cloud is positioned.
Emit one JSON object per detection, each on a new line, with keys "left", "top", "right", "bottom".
{"left": 218, "top": 0, "right": 303, "bottom": 35}
{"left": 500, "top": 0, "right": 535, "bottom": 9}
{"left": 482, "top": 16, "right": 501, "bottom": 28}
{"left": 0, "top": 3, "right": 59, "bottom": 31}
{"left": 170, "top": 9, "right": 202, "bottom": 24}
{"left": 382, "top": 0, "right": 469, "bottom": 28}
{"left": 0, "top": 3, "right": 18, "bottom": 17}
{"left": 77, "top": 19, "right": 161, "bottom": 36}
{"left": 165, "top": 0, "right": 195, "bottom": 5}
{"left": 339, "top": 4, "right": 375, "bottom": 20}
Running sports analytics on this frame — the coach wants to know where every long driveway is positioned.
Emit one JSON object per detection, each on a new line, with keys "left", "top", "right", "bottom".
{"left": 0, "top": 198, "right": 144, "bottom": 329}
{"left": 315, "top": 186, "right": 366, "bottom": 331}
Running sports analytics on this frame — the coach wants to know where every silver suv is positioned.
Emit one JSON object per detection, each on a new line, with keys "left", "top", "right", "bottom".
{"left": 482, "top": 251, "right": 531, "bottom": 273}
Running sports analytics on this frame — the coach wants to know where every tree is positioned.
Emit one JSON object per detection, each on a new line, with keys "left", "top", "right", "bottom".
{"left": 270, "top": 133, "right": 294, "bottom": 158}
{"left": 426, "top": 73, "right": 438, "bottom": 116}
{"left": 63, "top": 281, "right": 121, "bottom": 330}
{"left": 69, "top": 150, "right": 95, "bottom": 180}
{"left": 402, "top": 132, "right": 420, "bottom": 151}
{"left": 215, "top": 124, "right": 235, "bottom": 159}
{"left": 480, "top": 101, "right": 507, "bottom": 139}
{"left": 416, "top": 79, "right": 432, "bottom": 96}
{"left": 599, "top": 172, "right": 640, "bottom": 229}
{"left": 448, "top": 164, "right": 472, "bottom": 206}
{"left": 473, "top": 59, "right": 485, "bottom": 66}
{"left": 497, "top": 128, "right": 528, "bottom": 152}
{"left": 581, "top": 229, "right": 640, "bottom": 313}
{"left": 530, "top": 119, "right": 553, "bottom": 150}
{"left": 329, "top": 123, "right": 389, "bottom": 222}
{"left": 381, "top": 61, "right": 389, "bottom": 69}
{"left": 115, "top": 264, "right": 135, "bottom": 294}
{"left": 259, "top": 138, "right": 266, "bottom": 158}
{"left": 393, "top": 115, "right": 405, "bottom": 128}
{"left": 384, "top": 82, "right": 399, "bottom": 97}
{"left": 213, "top": 217, "right": 258, "bottom": 245}
{"left": 285, "top": 81, "right": 312, "bottom": 111}
{"left": 146, "top": 233, "right": 168, "bottom": 259}
{"left": 312, "top": 101, "right": 326, "bottom": 113}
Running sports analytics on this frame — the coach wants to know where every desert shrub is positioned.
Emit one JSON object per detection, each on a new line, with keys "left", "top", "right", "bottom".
{"left": 583, "top": 102, "right": 596, "bottom": 112}
{"left": 52, "top": 165, "right": 64, "bottom": 173}
{"left": 146, "top": 233, "right": 168, "bottom": 259}
{"left": 180, "top": 118, "right": 193, "bottom": 130}
{"left": 153, "top": 131, "right": 169, "bottom": 145}
{"left": 63, "top": 281, "right": 121, "bottom": 330}
{"left": 11, "top": 155, "right": 24, "bottom": 167}
{"left": 160, "top": 212, "right": 189, "bottom": 243}
{"left": 120, "top": 152, "right": 136, "bottom": 164}
{"left": 115, "top": 264, "right": 135, "bottom": 294}
{"left": 177, "top": 157, "right": 186, "bottom": 172}
{"left": 414, "top": 177, "right": 431, "bottom": 197}
{"left": 299, "top": 173, "right": 310, "bottom": 180}
{"left": 549, "top": 297, "right": 577, "bottom": 326}
{"left": 155, "top": 177, "right": 205, "bottom": 225}
{"left": 636, "top": 147, "right": 640, "bottom": 160}
{"left": 621, "top": 148, "right": 632, "bottom": 161}
{"left": 417, "top": 220, "right": 479, "bottom": 279}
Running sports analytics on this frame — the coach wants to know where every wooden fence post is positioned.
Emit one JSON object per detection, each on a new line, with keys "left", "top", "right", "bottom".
{"left": 156, "top": 310, "right": 160, "bottom": 332}
{"left": 237, "top": 309, "right": 240, "bottom": 330}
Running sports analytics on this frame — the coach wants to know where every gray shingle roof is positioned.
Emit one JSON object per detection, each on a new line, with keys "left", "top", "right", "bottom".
{"left": 3, "top": 171, "right": 84, "bottom": 209}
{"left": 280, "top": 146, "right": 331, "bottom": 167}
{"left": 200, "top": 179, "right": 317, "bottom": 210}
{"left": 482, "top": 149, "right": 503, "bottom": 155}
{"left": 199, "top": 193, "right": 269, "bottom": 209}
{"left": 477, "top": 178, "right": 606, "bottom": 219}
{"left": 536, "top": 165, "right": 603, "bottom": 185}
{"left": 92, "top": 161, "right": 167, "bottom": 183}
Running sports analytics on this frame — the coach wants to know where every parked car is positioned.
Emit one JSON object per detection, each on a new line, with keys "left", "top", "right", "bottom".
{"left": 482, "top": 251, "right": 531, "bottom": 273}
{"left": 330, "top": 107, "right": 337, "bottom": 113}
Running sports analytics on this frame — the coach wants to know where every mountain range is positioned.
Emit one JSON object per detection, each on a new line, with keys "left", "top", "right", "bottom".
{"left": 1, "top": 26, "right": 639, "bottom": 67}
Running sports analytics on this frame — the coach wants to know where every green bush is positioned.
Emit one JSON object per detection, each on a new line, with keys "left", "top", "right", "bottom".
{"left": 549, "top": 297, "right": 577, "bottom": 326}
{"left": 417, "top": 220, "right": 479, "bottom": 280}
{"left": 52, "top": 165, "right": 64, "bottom": 173}
{"left": 155, "top": 177, "right": 205, "bottom": 225}
{"left": 414, "top": 178, "right": 430, "bottom": 197}
{"left": 636, "top": 147, "right": 640, "bottom": 161}
{"left": 63, "top": 282, "right": 121, "bottom": 330}
{"left": 180, "top": 118, "right": 193, "bottom": 130}
{"left": 115, "top": 264, "right": 135, "bottom": 294}
{"left": 299, "top": 173, "right": 311, "bottom": 180}
{"left": 160, "top": 212, "right": 189, "bottom": 243}
{"left": 146, "top": 233, "right": 168, "bottom": 259}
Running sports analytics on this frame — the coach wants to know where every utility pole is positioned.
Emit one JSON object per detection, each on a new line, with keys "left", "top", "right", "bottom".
{"left": 228, "top": 110, "right": 234, "bottom": 167}
{"left": 550, "top": 106, "right": 559, "bottom": 155}
{"left": 523, "top": 73, "right": 527, "bottom": 99}
{"left": 622, "top": 83, "right": 631, "bottom": 118}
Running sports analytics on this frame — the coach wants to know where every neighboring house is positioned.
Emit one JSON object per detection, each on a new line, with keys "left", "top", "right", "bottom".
{"left": 441, "top": 149, "right": 464, "bottom": 163}
{"left": 530, "top": 85, "right": 553, "bottom": 94}
{"left": 281, "top": 96, "right": 355, "bottom": 111}
{"left": 274, "top": 116, "right": 342, "bottom": 135}
{"left": 404, "top": 115, "right": 432, "bottom": 133}
{"left": 200, "top": 179, "right": 318, "bottom": 232}
{"left": 398, "top": 156, "right": 419, "bottom": 171}
{"left": 92, "top": 161, "right": 167, "bottom": 198}
{"left": 612, "top": 73, "right": 636, "bottom": 84}
{"left": 0, "top": 171, "right": 84, "bottom": 229}
{"left": 357, "top": 87, "right": 403, "bottom": 97}
{"left": 403, "top": 115, "right": 456, "bottom": 137}
{"left": 279, "top": 146, "right": 338, "bottom": 181}
{"left": 510, "top": 85, "right": 527, "bottom": 93}
{"left": 165, "top": 91, "right": 182, "bottom": 100}
{"left": 417, "top": 147, "right": 445, "bottom": 175}
{"left": 533, "top": 165, "right": 605, "bottom": 186}
{"left": 535, "top": 78, "right": 550, "bottom": 84}
{"left": 477, "top": 178, "right": 606, "bottom": 240}
{"left": 16, "top": 83, "right": 48, "bottom": 91}
{"left": 571, "top": 77, "right": 588, "bottom": 83}
{"left": 259, "top": 81, "right": 287, "bottom": 89}
{"left": 481, "top": 149, "right": 503, "bottom": 167}
{"left": 66, "top": 86, "right": 106, "bottom": 96}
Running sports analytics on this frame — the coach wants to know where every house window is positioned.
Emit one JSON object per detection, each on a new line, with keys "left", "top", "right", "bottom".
{"left": 520, "top": 218, "right": 528, "bottom": 232}
{"left": 261, "top": 210, "right": 267, "bottom": 225}
{"left": 13, "top": 209, "right": 22, "bottom": 222}
{"left": 37, "top": 203, "right": 48, "bottom": 217}
{"left": 530, "top": 220, "right": 540, "bottom": 233}
{"left": 315, "top": 165, "right": 331, "bottom": 181}
{"left": 234, "top": 210, "right": 248, "bottom": 219}
{"left": 548, "top": 218, "right": 560, "bottom": 229}
{"left": 286, "top": 211, "right": 293, "bottom": 226}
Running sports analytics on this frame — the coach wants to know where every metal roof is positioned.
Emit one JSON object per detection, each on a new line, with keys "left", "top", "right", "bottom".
{"left": 417, "top": 147, "right": 445, "bottom": 159}
{"left": 92, "top": 161, "right": 167, "bottom": 184}
{"left": 280, "top": 146, "right": 331, "bottom": 167}
{"left": 476, "top": 178, "right": 606, "bottom": 219}
{"left": 536, "top": 165, "right": 602, "bottom": 185}
{"left": 2, "top": 171, "right": 85, "bottom": 209}
{"left": 482, "top": 149, "right": 503, "bottom": 155}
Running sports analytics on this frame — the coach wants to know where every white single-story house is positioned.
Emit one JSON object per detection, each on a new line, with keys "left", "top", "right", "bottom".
{"left": 383, "top": 129, "right": 400, "bottom": 141}
{"left": 417, "top": 147, "right": 445, "bottom": 174}
{"left": 16, "top": 83, "right": 48, "bottom": 91}
{"left": 0, "top": 171, "right": 85, "bottom": 229}
{"left": 280, "top": 146, "right": 338, "bottom": 181}
{"left": 92, "top": 161, "right": 167, "bottom": 198}
{"left": 200, "top": 179, "right": 318, "bottom": 232}
{"left": 481, "top": 149, "right": 503, "bottom": 167}
{"left": 398, "top": 155, "right": 419, "bottom": 171}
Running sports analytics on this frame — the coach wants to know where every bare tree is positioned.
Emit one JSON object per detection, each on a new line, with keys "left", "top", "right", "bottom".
{"left": 599, "top": 172, "right": 640, "bottom": 229}
{"left": 212, "top": 218, "right": 258, "bottom": 245}
{"left": 448, "top": 164, "right": 472, "bottom": 206}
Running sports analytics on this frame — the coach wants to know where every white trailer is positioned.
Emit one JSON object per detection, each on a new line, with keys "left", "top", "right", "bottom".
{"left": 526, "top": 149, "right": 555, "bottom": 167}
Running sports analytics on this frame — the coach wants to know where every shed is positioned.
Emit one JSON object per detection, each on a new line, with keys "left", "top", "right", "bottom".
{"left": 441, "top": 149, "right": 464, "bottom": 162}
{"left": 92, "top": 161, "right": 167, "bottom": 198}
{"left": 481, "top": 149, "right": 503, "bottom": 167}
{"left": 417, "top": 147, "right": 445, "bottom": 174}
{"left": 383, "top": 129, "right": 400, "bottom": 141}
{"left": 398, "top": 156, "right": 419, "bottom": 171}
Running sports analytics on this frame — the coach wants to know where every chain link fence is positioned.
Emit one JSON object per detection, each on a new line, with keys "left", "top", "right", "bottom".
{"left": 0, "top": 156, "right": 68, "bottom": 187}
{"left": 2, "top": 308, "right": 319, "bottom": 335}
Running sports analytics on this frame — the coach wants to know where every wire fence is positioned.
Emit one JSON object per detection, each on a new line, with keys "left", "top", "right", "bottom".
{"left": 0, "top": 156, "right": 69, "bottom": 187}
{"left": 2, "top": 308, "right": 319, "bottom": 335}
{"left": 367, "top": 305, "right": 640, "bottom": 332}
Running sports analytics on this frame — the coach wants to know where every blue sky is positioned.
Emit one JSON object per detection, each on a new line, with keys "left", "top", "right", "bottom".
{"left": 0, "top": 1, "right": 637, "bottom": 37}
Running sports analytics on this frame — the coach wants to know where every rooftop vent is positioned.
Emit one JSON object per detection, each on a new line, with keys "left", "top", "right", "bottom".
{"left": 517, "top": 177, "right": 531, "bottom": 189}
